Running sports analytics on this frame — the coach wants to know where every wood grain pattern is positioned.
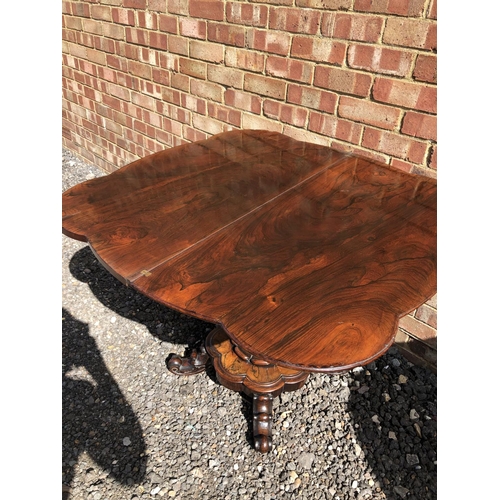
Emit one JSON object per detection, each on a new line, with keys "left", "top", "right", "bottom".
{"left": 62, "top": 130, "right": 437, "bottom": 374}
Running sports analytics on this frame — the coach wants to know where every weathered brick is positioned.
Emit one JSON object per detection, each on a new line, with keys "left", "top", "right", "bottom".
{"left": 225, "top": 89, "right": 262, "bottom": 113}
{"left": 162, "top": 117, "right": 182, "bottom": 135}
{"left": 183, "top": 125, "right": 208, "bottom": 143}
{"left": 171, "top": 73, "right": 190, "bottom": 92}
{"left": 106, "top": 54, "right": 127, "bottom": 72}
{"left": 65, "top": 17, "right": 83, "bottom": 31}
{"left": 102, "top": 23, "right": 125, "bottom": 40}
{"left": 322, "top": 12, "right": 384, "bottom": 42}
{"left": 390, "top": 158, "right": 414, "bottom": 173}
{"left": 347, "top": 44, "right": 413, "bottom": 77}
{"left": 241, "top": 112, "right": 283, "bottom": 132}
{"left": 401, "top": 111, "right": 437, "bottom": 141}
{"left": 354, "top": 0, "right": 427, "bottom": 17}
{"left": 207, "top": 23, "right": 245, "bottom": 47}
{"left": 338, "top": 96, "right": 401, "bottom": 130}
{"left": 266, "top": 56, "right": 313, "bottom": 84}
{"left": 428, "top": 0, "right": 437, "bottom": 19}
{"left": 179, "top": 18, "right": 207, "bottom": 39}
{"left": 282, "top": 125, "right": 331, "bottom": 146}
{"left": 149, "top": 0, "right": 167, "bottom": 11}
{"left": 190, "top": 40, "right": 224, "bottom": 63}
{"left": 189, "top": 0, "right": 224, "bottom": 21}
{"left": 244, "top": 73, "right": 287, "bottom": 99}
{"left": 179, "top": 57, "right": 207, "bottom": 79}
{"left": 75, "top": 31, "right": 94, "bottom": 48}
{"left": 159, "top": 14, "right": 178, "bottom": 34}
{"left": 314, "top": 66, "right": 372, "bottom": 97}
{"left": 291, "top": 36, "right": 346, "bottom": 65}
{"left": 123, "top": 0, "right": 146, "bottom": 8}
{"left": 91, "top": 5, "right": 112, "bottom": 21}
{"left": 192, "top": 114, "right": 225, "bottom": 135}
{"left": 72, "top": 2, "right": 91, "bottom": 17}
{"left": 207, "top": 64, "right": 244, "bottom": 89}
{"left": 269, "top": 7, "right": 321, "bottom": 34}
{"left": 181, "top": 93, "right": 207, "bottom": 114}
{"left": 208, "top": 103, "right": 242, "bottom": 127}
{"left": 131, "top": 92, "right": 157, "bottom": 112}
{"left": 144, "top": 79, "right": 163, "bottom": 100}
{"left": 362, "top": 127, "right": 428, "bottom": 163}
{"left": 413, "top": 54, "right": 437, "bottom": 84}
{"left": 82, "top": 19, "right": 103, "bottom": 35}
{"left": 247, "top": 28, "right": 291, "bottom": 56}
{"left": 167, "top": 35, "right": 189, "bottom": 56}
{"left": 159, "top": 52, "right": 179, "bottom": 72}
{"left": 296, "top": 0, "right": 351, "bottom": 8}
{"left": 112, "top": 8, "right": 135, "bottom": 26}
{"left": 127, "top": 60, "right": 150, "bottom": 80}
{"left": 263, "top": 100, "right": 308, "bottom": 127}
{"left": 399, "top": 315, "right": 437, "bottom": 344}
{"left": 135, "top": 10, "right": 157, "bottom": 30}
{"left": 93, "top": 36, "right": 115, "bottom": 54}
{"left": 225, "top": 47, "right": 265, "bottom": 73}
{"left": 191, "top": 80, "right": 224, "bottom": 102}
{"left": 226, "top": 2, "right": 268, "bottom": 26}
{"left": 126, "top": 27, "right": 149, "bottom": 46}
{"left": 373, "top": 77, "right": 437, "bottom": 113}
{"left": 287, "top": 84, "right": 338, "bottom": 113}
{"left": 149, "top": 32, "right": 167, "bottom": 50}
{"left": 309, "top": 112, "right": 363, "bottom": 143}
{"left": 383, "top": 18, "right": 437, "bottom": 51}
{"left": 415, "top": 303, "right": 437, "bottom": 329}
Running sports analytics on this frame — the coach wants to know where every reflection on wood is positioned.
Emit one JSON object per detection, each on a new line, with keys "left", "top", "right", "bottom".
{"left": 62, "top": 130, "right": 437, "bottom": 374}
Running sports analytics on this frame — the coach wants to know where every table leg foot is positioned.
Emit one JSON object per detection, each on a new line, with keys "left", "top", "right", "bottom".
{"left": 167, "top": 345, "right": 209, "bottom": 375}
{"left": 253, "top": 394, "right": 273, "bottom": 453}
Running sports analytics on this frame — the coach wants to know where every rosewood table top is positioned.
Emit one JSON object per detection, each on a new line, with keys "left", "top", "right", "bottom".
{"left": 63, "top": 129, "right": 437, "bottom": 374}
{"left": 63, "top": 130, "right": 436, "bottom": 452}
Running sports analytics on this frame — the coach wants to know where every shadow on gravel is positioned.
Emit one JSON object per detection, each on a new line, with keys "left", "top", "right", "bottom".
{"left": 347, "top": 357, "right": 437, "bottom": 500}
{"left": 69, "top": 246, "right": 213, "bottom": 354}
{"left": 62, "top": 309, "right": 147, "bottom": 499}
{"left": 67, "top": 246, "right": 437, "bottom": 500}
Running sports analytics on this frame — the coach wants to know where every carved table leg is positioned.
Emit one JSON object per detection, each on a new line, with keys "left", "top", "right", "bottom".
{"left": 206, "top": 326, "right": 309, "bottom": 452}
{"left": 253, "top": 394, "right": 273, "bottom": 453}
{"left": 167, "top": 345, "right": 209, "bottom": 375}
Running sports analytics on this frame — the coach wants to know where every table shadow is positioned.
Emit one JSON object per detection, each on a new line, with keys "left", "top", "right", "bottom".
{"left": 62, "top": 309, "right": 147, "bottom": 499}
{"left": 66, "top": 245, "right": 437, "bottom": 499}
{"left": 346, "top": 357, "right": 437, "bottom": 500}
{"left": 68, "top": 246, "right": 214, "bottom": 357}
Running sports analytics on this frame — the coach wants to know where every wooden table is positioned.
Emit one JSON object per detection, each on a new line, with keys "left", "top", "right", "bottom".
{"left": 62, "top": 130, "right": 437, "bottom": 452}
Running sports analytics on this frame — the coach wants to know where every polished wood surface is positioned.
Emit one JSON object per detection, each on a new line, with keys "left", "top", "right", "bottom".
{"left": 63, "top": 130, "right": 437, "bottom": 374}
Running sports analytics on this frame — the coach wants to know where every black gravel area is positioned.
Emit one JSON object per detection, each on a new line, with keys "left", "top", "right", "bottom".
{"left": 62, "top": 148, "right": 437, "bottom": 500}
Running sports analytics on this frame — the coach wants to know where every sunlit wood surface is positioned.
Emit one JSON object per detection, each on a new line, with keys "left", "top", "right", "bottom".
{"left": 63, "top": 130, "right": 437, "bottom": 373}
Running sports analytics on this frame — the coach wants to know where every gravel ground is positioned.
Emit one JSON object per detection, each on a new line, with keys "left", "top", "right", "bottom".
{"left": 62, "top": 148, "right": 437, "bottom": 500}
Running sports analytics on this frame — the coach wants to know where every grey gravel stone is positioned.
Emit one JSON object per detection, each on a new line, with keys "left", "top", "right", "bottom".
{"left": 62, "top": 149, "right": 437, "bottom": 500}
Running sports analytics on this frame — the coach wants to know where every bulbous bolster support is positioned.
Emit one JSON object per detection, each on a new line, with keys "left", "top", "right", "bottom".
{"left": 253, "top": 394, "right": 273, "bottom": 453}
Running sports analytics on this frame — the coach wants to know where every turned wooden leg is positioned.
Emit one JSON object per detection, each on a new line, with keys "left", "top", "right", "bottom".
{"left": 253, "top": 394, "right": 273, "bottom": 453}
{"left": 167, "top": 345, "right": 209, "bottom": 375}
{"left": 206, "top": 326, "right": 309, "bottom": 453}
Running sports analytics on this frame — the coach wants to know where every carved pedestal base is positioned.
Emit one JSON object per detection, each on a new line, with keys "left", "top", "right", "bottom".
{"left": 166, "top": 345, "right": 209, "bottom": 375}
{"left": 206, "top": 327, "right": 309, "bottom": 452}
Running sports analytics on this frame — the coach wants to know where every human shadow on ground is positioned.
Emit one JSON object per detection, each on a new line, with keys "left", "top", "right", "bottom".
{"left": 346, "top": 353, "right": 437, "bottom": 500}
{"left": 62, "top": 309, "right": 147, "bottom": 499}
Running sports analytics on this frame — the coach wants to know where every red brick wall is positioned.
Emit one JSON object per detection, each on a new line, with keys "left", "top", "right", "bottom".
{"left": 62, "top": 0, "right": 437, "bottom": 370}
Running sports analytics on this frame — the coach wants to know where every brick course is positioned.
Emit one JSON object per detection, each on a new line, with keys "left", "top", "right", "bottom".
{"left": 62, "top": 0, "right": 438, "bottom": 370}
